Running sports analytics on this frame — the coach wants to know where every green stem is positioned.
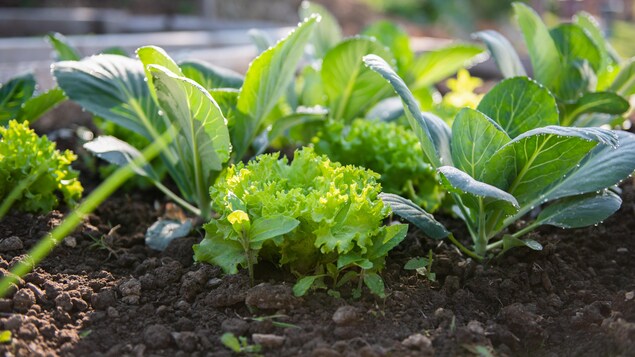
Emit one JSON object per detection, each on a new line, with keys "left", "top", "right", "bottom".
{"left": 450, "top": 193, "right": 477, "bottom": 238}
{"left": 0, "top": 130, "right": 171, "bottom": 298}
{"left": 153, "top": 181, "right": 201, "bottom": 216}
{"left": 474, "top": 198, "right": 487, "bottom": 257}
{"left": 447, "top": 233, "right": 483, "bottom": 262}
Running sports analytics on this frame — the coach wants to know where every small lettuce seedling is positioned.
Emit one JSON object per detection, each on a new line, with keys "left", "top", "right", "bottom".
{"left": 194, "top": 148, "right": 408, "bottom": 297}
{"left": 365, "top": 55, "right": 635, "bottom": 260}
{"left": 475, "top": 3, "right": 631, "bottom": 127}
{"left": 0, "top": 120, "right": 82, "bottom": 216}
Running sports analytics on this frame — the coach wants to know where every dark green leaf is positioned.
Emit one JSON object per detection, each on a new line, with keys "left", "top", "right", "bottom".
{"left": 363, "top": 54, "right": 442, "bottom": 168}
{"left": 482, "top": 126, "right": 616, "bottom": 205}
{"left": 180, "top": 60, "right": 244, "bottom": 89}
{"left": 46, "top": 32, "right": 81, "bottom": 61}
{"left": 267, "top": 108, "right": 327, "bottom": 141}
{"left": 476, "top": 77, "right": 559, "bottom": 138}
{"left": 365, "top": 224, "right": 408, "bottom": 261}
{"left": 322, "top": 37, "right": 395, "bottom": 122}
{"left": 379, "top": 193, "right": 449, "bottom": 239}
{"left": 299, "top": 1, "right": 342, "bottom": 58}
{"left": 15, "top": 87, "right": 66, "bottom": 123}
{"left": 502, "top": 235, "right": 543, "bottom": 252}
{"left": 363, "top": 273, "right": 385, "bottom": 298}
{"left": 404, "top": 257, "right": 429, "bottom": 270}
{"left": 513, "top": 2, "right": 562, "bottom": 88}
{"left": 53, "top": 55, "right": 165, "bottom": 141}
{"left": 536, "top": 190, "right": 621, "bottom": 228}
{"left": 564, "top": 91, "right": 629, "bottom": 126}
{"left": 550, "top": 23, "right": 602, "bottom": 72}
{"left": 0, "top": 73, "right": 36, "bottom": 124}
{"left": 83, "top": 135, "right": 157, "bottom": 178}
{"left": 610, "top": 57, "right": 635, "bottom": 96}
{"left": 366, "top": 97, "right": 404, "bottom": 122}
{"left": 438, "top": 166, "right": 519, "bottom": 214}
{"left": 237, "top": 15, "right": 318, "bottom": 127}
{"left": 451, "top": 108, "right": 510, "bottom": 178}
{"left": 194, "top": 228, "right": 245, "bottom": 274}
{"left": 472, "top": 30, "right": 526, "bottom": 78}
{"left": 544, "top": 130, "right": 635, "bottom": 201}
{"left": 293, "top": 275, "right": 321, "bottom": 296}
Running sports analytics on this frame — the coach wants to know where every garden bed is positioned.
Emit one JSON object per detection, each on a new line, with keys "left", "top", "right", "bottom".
{"left": 0, "top": 180, "right": 634, "bottom": 356}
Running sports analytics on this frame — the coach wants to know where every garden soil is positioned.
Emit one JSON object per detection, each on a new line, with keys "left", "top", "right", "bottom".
{"left": 1, "top": 180, "right": 634, "bottom": 356}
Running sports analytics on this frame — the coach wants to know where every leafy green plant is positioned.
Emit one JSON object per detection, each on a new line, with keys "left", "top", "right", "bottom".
{"left": 365, "top": 55, "right": 635, "bottom": 260}
{"left": 0, "top": 73, "right": 66, "bottom": 126}
{"left": 194, "top": 147, "right": 408, "bottom": 297}
{"left": 0, "top": 120, "right": 82, "bottom": 216}
{"left": 54, "top": 17, "right": 320, "bottom": 221}
{"left": 475, "top": 3, "right": 632, "bottom": 127}
{"left": 404, "top": 250, "right": 436, "bottom": 282}
{"left": 221, "top": 333, "right": 262, "bottom": 355}
{"left": 312, "top": 118, "right": 444, "bottom": 211}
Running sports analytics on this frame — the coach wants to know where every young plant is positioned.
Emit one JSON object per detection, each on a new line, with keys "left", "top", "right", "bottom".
{"left": 220, "top": 333, "right": 262, "bottom": 355}
{"left": 53, "top": 16, "right": 320, "bottom": 222}
{"left": 194, "top": 148, "right": 408, "bottom": 297}
{"left": 0, "top": 73, "right": 66, "bottom": 126}
{"left": 475, "top": 3, "right": 632, "bottom": 127}
{"left": 365, "top": 55, "right": 635, "bottom": 260}
{"left": 0, "top": 120, "right": 82, "bottom": 216}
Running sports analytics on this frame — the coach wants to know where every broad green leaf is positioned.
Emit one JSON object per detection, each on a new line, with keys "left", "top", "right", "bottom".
{"left": 15, "top": 88, "right": 66, "bottom": 123}
{"left": 362, "top": 20, "right": 414, "bottom": 73}
{"left": 83, "top": 135, "right": 157, "bottom": 178}
{"left": 180, "top": 60, "right": 244, "bottom": 89}
{"left": 249, "top": 215, "right": 300, "bottom": 245}
{"left": 293, "top": 275, "right": 321, "bottom": 296}
{"left": 268, "top": 109, "right": 326, "bottom": 140}
{"left": 46, "top": 32, "right": 81, "bottom": 61}
{"left": 472, "top": 30, "right": 526, "bottom": 78}
{"left": 137, "top": 45, "right": 182, "bottom": 103}
{"left": 298, "top": 65, "right": 325, "bottom": 107}
{"left": 409, "top": 44, "right": 485, "bottom": 90}
{"left": 322, "top": 37, "right": 395, "bottom": 122}
{"left": 551, "top": 60, "right": 596, "bottom": 102}
{"left": 149, "top": 65, "right": 231, "bottom": 176}
{"left": 364, "top": 224, "right": 408, "bottom": 261}
{"left": 0, "top": 73, "right": 36, "bottom": 124}
{"left": 513, "top": 2, "right": 562, "bottom": 88}
{"left": 563, "top": 91, "right": 629, "bottom": 126}
{"left": 574, "top": 11, "right": 620, "bottom": 66}
{"left": 404, "top": 257, "right": 429, "bottom": 270}
{"left": 543, "top": 130, "right": 635, "bottom": 202}
{"left": 610, "top": 58, "right": 635, "bottom": 96}
{"left": 237, "top": 15, "right": 318, "bottom": 127}
{"left": 501, "top": 235, "right": 542, "bottom": 253}
{"left": 220, "top": 333, "right": 242, "bottom": 352}
{"left": 536, "top": 190, "right": 621, "bottom": 228}
{"left": 422, "top": 112, "right": 453, "bottom": 166}
{"left": 53, "top": 55, "right": 165, "bottom": 141}
{"left": 482, "top": 126, "right": 616, "bottom": 205}
{"left": 299, "top": 1, "right": 342, "bottom": 58}
{"left": 550, "top": 24, "right": 602, "bottom": 72}
{"left": 438, "top": 166, "right": 519, "bottom": 214}
{"left": 194, "top": 229, "right": 245, "bottom": 274}
{"left": 248, "top": 29, "right": 274, "bottom": 54}
{"left": 210, "top": 88, "right": 252, "bottom": 162}
{"left": 363, "top": 54, "right": 441, "bottom": 168}
{"left": 363, "top": 273, "right": 385, "bottom": 298}
{"left": 379, "top": 193, "right": 449, "bottom": 239}
{"left": 451, "top": 108, "right": 510, "bottom": 178}
{"left": 477, "top": 77, "right": 559, "bottom": 138}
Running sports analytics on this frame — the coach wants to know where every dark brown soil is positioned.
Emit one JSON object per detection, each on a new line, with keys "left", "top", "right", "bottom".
{"left": 1, "top": 181, "right": 635, "bottom": 357}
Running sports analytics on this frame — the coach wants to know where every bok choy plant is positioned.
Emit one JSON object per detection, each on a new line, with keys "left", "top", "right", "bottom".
{"left": 0, "top": 72, "right": 66, "bottom": 126}
{"left": 52, "top": 16, "right": 320, "bottom": 222}
{"left": 475, "top": 3, "right": 632, "bottom": 127}
{"left": 365, "top": 55, "right": 635, "bottom": 260}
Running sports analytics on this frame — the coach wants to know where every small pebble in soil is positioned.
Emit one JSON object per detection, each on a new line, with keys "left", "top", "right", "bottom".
{"left": 91, "top": 288, "right": 117, "bottom": 310}
{"left": 402, "top": 333, "right": 433, "bottom": 351}
{"left": 143, "top": 324, "right": 173, "bottom": 349}
{"left": 252, "top": 333, "right": 285, "bottom": 349}
{"left": 245, "top": 283, "right": 296, "bottom": 310}
{"left": 119, "top": 278, "right": 141, "bottom": 297}
{"left": 0, "top": 236, "right": 23, "bottom": 252}
{"left": 173, "top": 331, "right": 198, "bottom": 352}
{"left": 63, "top": 236, "right": 77, "bottom": 248}
{"left": 221, "top": 318, "right": 249, "bottom": 336}
{"left": 18, "top": 322, "right": 39, "bottom": 340}
{"left": 55, "top": 292, "right": 74, "bottom": 312}
{"left": 13, "top": 288, "right": 36, "bottom": 312}
{"left": 332, "top": 305, "right": 360, "bottom": 326}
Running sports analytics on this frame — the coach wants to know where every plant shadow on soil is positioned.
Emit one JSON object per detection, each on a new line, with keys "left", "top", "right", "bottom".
{"left": 1, "top": 179, "right": 635, "bottom": 356}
